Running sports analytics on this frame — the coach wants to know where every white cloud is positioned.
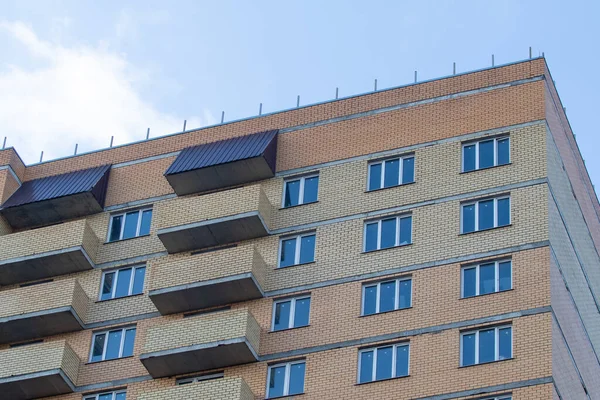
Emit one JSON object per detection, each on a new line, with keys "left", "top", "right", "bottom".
{"left": 0, "top": 21, "right": 211, "bottom": 164}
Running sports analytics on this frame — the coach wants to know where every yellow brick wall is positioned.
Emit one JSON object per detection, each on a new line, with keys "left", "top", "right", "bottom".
{"left": 137, "top": 377, "right": 255, "bottom": 400}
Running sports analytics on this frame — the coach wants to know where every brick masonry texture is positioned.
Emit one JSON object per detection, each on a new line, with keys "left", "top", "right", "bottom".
{"left": 137, "top": 377, "right": 255, "bottom": 400}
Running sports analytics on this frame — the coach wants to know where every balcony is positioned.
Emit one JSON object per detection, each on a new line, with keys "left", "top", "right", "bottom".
{"left": 0, "top": 279, "right": 89, "bottom": 344}
{"left": 140, "top": 308, "right": 260, "bottom": 378}
{"left": 155, "top": 184, "right": 272, "bottom": 254}
{"left": 149, "top": 245, "right": 267, "bottom": 314}
{"left": 138, "top": 377, "right": 255, "bottom": 400}
{"left": 0, "top": 219, "right": 99, "bottom": 285}
{"left": 0, "top": 340, "right": 79, "bottom": 399}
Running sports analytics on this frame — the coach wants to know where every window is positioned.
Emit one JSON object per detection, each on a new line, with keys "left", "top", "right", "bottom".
{"left": 462, "top": 136, "right": 510, "bottom": 172}
{"left": 483, "top": 397, "right": 512, "bottom": 400}
{"left": 368, "top": 155, "right": 415, "bottom": 191}
{"left": 90, "top": 327, "right": 136, "bottom": 362}
{"left": 177, "top": 372, "right": 224, "bottom": 385}
{"left": 278, "top": 233, "right": 316, "bottom": 268}
{"left": 462, "top": 260, "right": 512, "bottom": 298}
{"left": 362, "top": 278, "right": 412, "bottom": 316}
{"left": 100, "top": 265, "right": 146, "bottom": 301}
{"left": 461, "top": 196, "right": 510, "bottom": 234}
{"left": 283, "top": 174, "right": 319, "bottom": 208}
{"left": 83, "top": 391, "right": 126, "bottom": 400}
{"left": 364, "top": 215, "right": 412, "bottom": 252}
{"left": 272, "top": 296, "right": 311, "bottom": 331}
{"left": 358, "top": 343, "right": 410, "bottom": 383}
{"left": 461, "top": 325, "right": 512, "bottom": 366}
{"left": 108, "top": 208, "right": 152, "bottom": 242}
{"left": 267, "top": 360, "right": 306, "bottom": 398}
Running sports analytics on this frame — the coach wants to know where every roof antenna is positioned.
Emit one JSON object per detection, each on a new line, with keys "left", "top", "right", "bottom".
{"left": 414, "top": 71, "right": 417, "bottom": 83}
{"left": 2, "top": 137, "right": 6, "bottom": 149}
{"left": 74, "top": 144, "right": 78, "bottom": 155}
{"left": 221, "top": 111, "right": 225, "bottom": 124}
{"left": 529, "top": 46, "right": 532, "bottom": 59}
{"left": 297, "top": 95, "right": 300, "bottom": 108}
{"left": 146, "top": 128, "right": 150, "bottom": 140}
{"left": 259, "top": 103, "right": 263, "bottom": 116}
{"left": 109, "top": 136, "right": 114, "bottom": 148}
{"left": 453, "top": 62, "right": 456, "bottom": 75}
{"left": 335, "top": 87, "right": 339, "bottom": 99}
{"left": 492, "top": 54, "right": 495, "bottom": 67}
{"left": 182, "top": 120, "right": 187, "bottom": 132}
{"left": 374, "top": 79, "right": 378, "bottom": 92}
{"left": 39, "top": 151, "right": 44, "bottom": 163}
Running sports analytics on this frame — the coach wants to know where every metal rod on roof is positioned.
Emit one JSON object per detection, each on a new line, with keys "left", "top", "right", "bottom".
{"left": 183, "top": 120, "right": 187, "bottom": 132}
{"left": 2, "top": 137, "right": 6, "bottom": 149}
{"left": 39, "top": 151, "right": 43, "bottom": 163}
{"left": 221, "top": 111, "right": 225, "bottom": 123}
{"left": 542, "top": 51, "right": 545, "bottom": 58}
{"left": 414, "top": 71, "right": 417, "bottom": 83}
{"left": 335, "top": 87, "right": 339, "bottom": 99}
{"left": 453, "top": 62, "right": 456, "bottom": 75}
{"left": 297, "top": 95, "right": 300, "bottom": 108}
{"left": 74, "top": 144, "right": 78, "bottom": 155}
{"left": 529, "top": 46, "right": 532, "bottom": 59}
{"left": 374, "top": 79, "right": 377, "bottom": 92}
{"left": 110, "top": 136, "right": 114, "bottom": 147}
{"left": 146, "top": 128, "right": 150, "bottom": 140}
{"left": 259, "top": 103, "right": 263, "bottom": 115}
{"left": 492, "top": 54, "right": 495, "bottom": 67}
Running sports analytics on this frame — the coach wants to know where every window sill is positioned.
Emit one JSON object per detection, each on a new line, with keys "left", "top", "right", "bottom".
{"left": 267, "top": 393, "right": 305, "bottom": 399}
{"left": 279, "top": 201, "right": 319, "bottom": 210}
{"left": 276, "top": 261, "right": 316, "bottom": 270}
{"left": 459, "top": 288, "right": 513, "bottom": 301}
{"left": 86, "top": 355, "right": 134, "bottom": 365}
{"left": 361, "top": 243, "right": 412, "bottom": 255}
{"left": 359, "top": 307, "right": 412, "bottom": 318}
{"left": 269, "top": 325, "right": 310, "bottom": 334}
{"left": 355, "top": 374, "right": 410, "bottom": 386}
{"left": 105, "top": 234, "right": 151, "bottom": 245}
{"left": 459, "top": 357, "right": 514, "bottom": 369}
{"left": 460, "top": 162, "right": 512, "bottom": 174}
{"left": 365, "top": 181, "right": 415, "bottom": 194}
{"left": 96, "top": 292, "right": 145, "bottom": 303}
{"left": 460, "top": 224, "right": 512, "bottom": 236}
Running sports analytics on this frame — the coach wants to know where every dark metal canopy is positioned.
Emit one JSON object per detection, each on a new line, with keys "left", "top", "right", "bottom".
{"left": 165, "top": 130, "right": 278, "bottom": 195}
{"left": 0, "top": 165, "right": 111, "bottom": 229}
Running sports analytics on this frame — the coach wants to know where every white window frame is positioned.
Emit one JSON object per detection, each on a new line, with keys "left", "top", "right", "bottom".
{"left": 460, "top": 325, "right": 513, "bottom": 366}
{"left": 363, "top": 215, "right": 412, "bottom": 252}
{"left": 277, "top": 232, "right": 316, "bottom": 267}
{"left": 107, "top": 207, "right": 153, "bottom": 242}
{"left": 462, "top": 136, "right": 510, "bottom": 172}
{"left": 177, "top": 372, "right": 224, "bottom": 385}
{"left": 357, "top": 343, "right": 410, "bottom": 383}
{"left": 266, "top": 360, "right": 306, "bottom": 398}
{"left": 361, "top": 277, "right": 412, "bottom": 315}
{"left": 367, "top": 155, "right": 415, "bottom": 191}
{"left": 83, "top": 390, "right": 126, "bottom": 400}
{"left": 99, "top": 265, "right": 146, "bottom": 301}
{"left": 460, "top": 196, "right": 510, "bottom": 233}
{"left": 271, "top": 295, "right": 311, "bottom": 331}
{"left": 281, "top": 174, "right": 319, "bottom": 208}
{"left": 461, "top": 260, "right": 512, "bottom": 298}
{"left": 89, "top": 326, "right": 136, "bottom": 363}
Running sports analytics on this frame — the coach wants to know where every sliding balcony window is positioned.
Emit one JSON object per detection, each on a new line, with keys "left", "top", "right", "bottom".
{"left": 462, "top": 136, "right": 510, "bottom": 172}
{"left": 368, "top": 155, "right": 414, "bottom": 191}
{"left": 100, "top": 265, "right": 146, "bottom": 301}
{"left": 462, "top": 260, "right": 512, "bottom": 298}
{"left": 272, "top": 296, "right": 311, "bottom": 331}
{"left": 278, "top": 233, "right": 316, "bottom": 268}
{"left": 177, "top": 372, "right": 224, "bottom": 385}
{"left": 358, "top": 343, "right": 410, "bottom": 383}
{"left": 364, "top": 215, "right": 412, "bottom": 252}
{"left": 84, "top": 391, "right": 126, "bottom": 400}
{"left": 362, "top": 277, "right": 412, "bottom": 316}
{"left": 90, "top": 327, "right": 136, "bottom": 362}
{"left": 267, "top": 360, "right": 306, "bottom": 398}
{"left": 461, "top": 325, "right": 512, "bottom": 366}
{"left": 108, "top": 208, "right": 152, "bottom": 242}
{"left": 461, "top": 196, "right": 510, "bottom": 233}
{"left": 282, "top": 174, "right": 319, "bottom": 208}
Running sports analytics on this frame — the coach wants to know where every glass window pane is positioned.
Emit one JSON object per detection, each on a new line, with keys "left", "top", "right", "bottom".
{"left": 284, "top": 180, "right": 300, "bottom": 207}
{"left": 478, "top": 199, "right": 495, "bottom": 230}
{"left": 461, "top": 333, "right": 476, "bottom": 366}
{"left": 91, "top": 333, "right": 106, "bottom": 362}
{"left": 402, "top": 157, "right": 414, "bottom": 184}
{"left": 399, "top": 279, "right": 412, "bottom": 308}
{"left": 115, "top": 268, "right": 133, "bottom": 298}
{"left": 383, "top": 159, "right": 399, "bottom": 188}
{"left": 462, "top": 204, "right": 475, "bottom": 233}
{"left": 122, "top": 328, "right": 136, "bottom": 357}
{"left": 395, "top": 345, "right": 409, "bottom": 377}
{"left": 499, "top": 261, "right": 512, "bottom": 291}
{"left": 288, "top": 363, "right": 306, "bottom": 395}
{"left": 98, "top": 394, "right": 113, "bottom": 400}
{"left": 463, "top": 268, "right": 477, "bottom": 298}
{"left": 139, "top": 210, "right": 152, "bottom": 236}
{"left": 280, "top": 238, "right": 297, "bottom": 267}
{"left": 105, "top": 330, "right": 123, "bottom": 360}
{"left": 497, "top": 198, "right": 510, "bottom": 227}
{"left": 303, "top": 176, "right": 319, "bottom": 204}
{"left": 380, "top": 218, "right": 397, "bottom": 249}
{"left": 379, "top": 281, "right": 396, "bottom": 313}
{"left": 363, "top": 285, "right": 377, "bottom": 316}
{"left": 132, "top": 267, "right": 145, "bottom": 295}
{"left": 115, "top": 393, "right": 127, "bottom": 400}
{"left": 273, "top": 301, "right": 291, "bottom": 331}
{"left": 499, "top": 327, "right": 512, "bottom": 360}
{"left": 375, "top": 346, "right": 393, "bottom": 381}
{"left": 479, "top": 140, "right": 494, "bottom": 169}
{"left": 109, "top": 215, "right": 122, "bottom": 242}
{"left": 463, "top": 144, "right": 476, "bottom": 172}
{"left": 101, "top": 272, "right": 115, "bottom": 301}
{"left": 365, "top": 222, "right": 379, "bottom": 252}
{"left": 359, "top": 351, "right": 374, "bottom": 383}
{"left": 299, "top": 235, "right": 315, "bottom": 264}
{"left": 479, "top": 263, "right": 496, "bottom": 295}
{"left": 478, "top": 329, "right": 495, "bottom": 363}
{"left": 293, "top": 298, "right": 311, "bottom": 328}
{"left": 268, "top": 366, "right": 286, "bottom": 398}
{"left": 368, "top": 163, "right": 382, "bottom": 191}
{"left": 122, "top": 211, "right": 139, "bottom": 240}
{"left": 497, "top": 138, "right": 510, "bottom": 165}
{"left": 399, "top": 217, "right": 412, "bottom": 245}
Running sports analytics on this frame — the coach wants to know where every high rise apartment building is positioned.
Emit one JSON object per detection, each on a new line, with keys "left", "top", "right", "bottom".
{"left": 0, "top": 57, "right": 599, "bottom": 400}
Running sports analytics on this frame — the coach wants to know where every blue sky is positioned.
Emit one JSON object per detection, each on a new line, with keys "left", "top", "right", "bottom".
{"left": 0, "top": 0, "right": 598, "bottom": 188}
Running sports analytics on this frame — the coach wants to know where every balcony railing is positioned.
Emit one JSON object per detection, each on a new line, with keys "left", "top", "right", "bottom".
{"left": 137, "top": 377, "right": 255, "bottom": 400}
{"left": 155, "top": 184, "right": 272, "bottom": 253}
{"left": 0, "top": 340, "right": 79, "bottom": 399}
{"left": 140, "top": 308, "right": 260, "bottom": 378}
{"left": 0, "top": 279, "right": 89, "bottom": 344}
{"left": 148, "top": 244, "right": 267, "bottom": 314}
{"left": 0, "top": 219, "right": 99, "bottom": 285}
